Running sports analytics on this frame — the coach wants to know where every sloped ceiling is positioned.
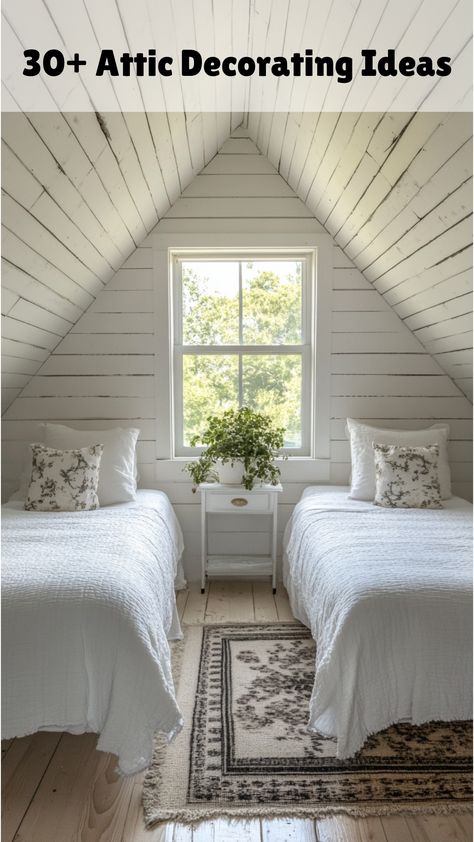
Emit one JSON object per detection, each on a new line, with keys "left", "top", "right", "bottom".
{"left": 1, "top": 109, "right": 472, "bottom": 411}
{"left": 1, "top": 111, "right": 241, "bottom": 408}
{"left": 246, "top": 112, "right": 473, "bottom": 399}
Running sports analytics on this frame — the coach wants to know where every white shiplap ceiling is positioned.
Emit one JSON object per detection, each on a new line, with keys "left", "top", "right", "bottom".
{"left": 2, "top": 108, "right": 472, "bottom": 412}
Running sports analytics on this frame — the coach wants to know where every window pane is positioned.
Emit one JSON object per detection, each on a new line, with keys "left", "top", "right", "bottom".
{"left": 242, "top": 260, "right": 303, "bottom": 345}
{"left": 182, "top": 261, "right": 239, "bottom": 345}
{"left": 242, "top": 354, "right": 303, "bottom": 448}
{"left": 182, "top": 354, "right": 239, "bottom": 445}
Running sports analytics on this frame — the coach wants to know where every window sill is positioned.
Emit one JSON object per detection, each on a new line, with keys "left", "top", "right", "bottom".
{"left": 155, "top": 457, "right": 331, "bottom": 483}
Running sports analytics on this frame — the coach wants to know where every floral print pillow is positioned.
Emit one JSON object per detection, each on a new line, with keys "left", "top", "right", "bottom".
{"left": 25, "top": 443, "right": 103, "bottom": 512}
{"left": 373, "top": 443, "right": 443, "bottom": 509}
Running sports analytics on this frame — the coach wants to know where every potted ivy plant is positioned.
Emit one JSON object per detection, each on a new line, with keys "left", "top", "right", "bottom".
{"left": 184, "top": 406, "right": 286, "bottom": 491}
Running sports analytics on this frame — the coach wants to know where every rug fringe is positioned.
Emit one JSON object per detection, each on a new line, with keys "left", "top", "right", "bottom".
{"left": 145, "top": 800, "right": 473, "bottom": 828}
{"left": 142, "top": 628, "right": 198, "bottom": 815}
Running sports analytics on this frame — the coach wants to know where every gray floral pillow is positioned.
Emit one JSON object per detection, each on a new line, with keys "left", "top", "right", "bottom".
{"left": 25, "top": 443, "right": 103, "bottom": 512}
{"left": 373, "top": 443, "right": 443, "bottom": 509}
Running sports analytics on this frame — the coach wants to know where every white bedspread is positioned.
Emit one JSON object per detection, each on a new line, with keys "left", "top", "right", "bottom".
{"left": 283, "top": 486, "right": 473, "bottom": 758}
{"left": 2, "top": 490, "right": 185, "bottom": 774}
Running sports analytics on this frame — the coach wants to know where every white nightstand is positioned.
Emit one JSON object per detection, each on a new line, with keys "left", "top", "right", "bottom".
{"left": 199, "top": 483, "right": 282, "bottom": 594}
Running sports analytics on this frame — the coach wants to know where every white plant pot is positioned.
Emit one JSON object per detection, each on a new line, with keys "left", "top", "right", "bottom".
{"left": 216, "top": 460, "right": 245, "bottom": 485}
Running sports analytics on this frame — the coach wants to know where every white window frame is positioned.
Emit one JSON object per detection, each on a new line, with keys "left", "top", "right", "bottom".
{"left": 172, "top": 251, "right": 313, "bottom": 457}
{"left": 153, "top": 233, "right": 332, "bottom": 483}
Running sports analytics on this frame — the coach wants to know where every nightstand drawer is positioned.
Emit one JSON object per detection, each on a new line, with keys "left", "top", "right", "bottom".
{"left": 206, "top": 492, "right": 272, "bottom": 514}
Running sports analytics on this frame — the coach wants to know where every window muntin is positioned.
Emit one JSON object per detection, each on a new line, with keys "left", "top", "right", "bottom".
{"left": 173, "top": 253, "right": 313, "bottom": 456}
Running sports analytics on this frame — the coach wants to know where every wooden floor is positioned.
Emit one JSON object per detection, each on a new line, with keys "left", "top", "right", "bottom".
{"left": 2, "top": 581, "right": 472, "bottom": 842}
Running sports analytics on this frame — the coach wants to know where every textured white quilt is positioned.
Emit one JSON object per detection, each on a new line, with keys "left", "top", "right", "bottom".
{"left": 2, "top": 490, "right": 185, "bottom": 774}
{"left": 283, "top": 486, "right": 473, "bottom": 758}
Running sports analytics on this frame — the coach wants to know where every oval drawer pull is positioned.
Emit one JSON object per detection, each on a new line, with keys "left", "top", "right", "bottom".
{"left": 231, "top": 497, "right": 248, "bottom": 507}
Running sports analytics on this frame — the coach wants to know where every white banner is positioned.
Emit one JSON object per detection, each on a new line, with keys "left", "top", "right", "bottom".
{"left": 2, "top": 0, "right": 472, "bottom": 112}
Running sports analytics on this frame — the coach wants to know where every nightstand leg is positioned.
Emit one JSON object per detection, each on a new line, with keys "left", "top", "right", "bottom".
{"left": 201, "top": 491, "right": 207, "bottom": 595}
{"left": 271, "top": 495, "right": 278, "bottom": 594}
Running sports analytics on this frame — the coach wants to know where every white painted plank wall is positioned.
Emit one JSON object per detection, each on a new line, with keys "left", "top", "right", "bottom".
{"left": 248, "top": 112, "right": 473, "bottom": 398}
{"left": 3, "top": 136, "right": 472, "bottom": 580}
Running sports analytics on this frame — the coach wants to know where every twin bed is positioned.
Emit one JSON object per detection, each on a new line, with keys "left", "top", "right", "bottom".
{"left": 2, "top": 489, "right": 185, "bottom": 775}
{"left": 2, "top": 483, "right": 472, "bottom": 772}
{"left": 283, "top": 486, "right": 472, "bottom": 758}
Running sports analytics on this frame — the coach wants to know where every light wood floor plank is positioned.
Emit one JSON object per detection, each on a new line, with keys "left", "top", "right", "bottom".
{"left": 176, "top": 588, "right": 189, "bottom": 622}
{"left": 456, "top": 815, "right": 474, "bottom": 839}
{"left": 1, "top": 739, "right": 15, "bottom": 760}
{"left": 193, "top": 818, "right": 261, "bottom": 841}
{"left": 262, "top": 817, "right": 316, "bottom": 840}
{"left": 252, "top": 581, "right": 279, "bottom": 621}
{"left": 122, "top": 778, "right": 175, "bottom": 841}
{"left": 274, "top": 586, "right": 295, "bottom": 621}
{"left": 316, "top": 815, "right": 387, "bottom": 842}
{"left": 172, "top": 824, "right": 193, "bottom": 841}
{"left": 182, "top": 585, "right": 208, "bottom": 624}
{"left": 408, "top": 814, "right": 472, "bottom": 842}
{"left": 382, "top": 814, "right": 416, "bottom": 841}
{"left": 205, "top": 580, "right": 255, "bottom": 623}
{"left": 13, "top": 734, "right": 134, "bottom": 842}
{"left": 171, "top": 823, "right": 192, "bottom": 841}
{"left": 2, "top": 732, "right": 61, "bottom": 842}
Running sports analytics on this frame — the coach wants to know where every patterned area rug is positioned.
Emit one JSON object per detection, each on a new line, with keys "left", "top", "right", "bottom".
{"left": 143, "top": 623, "right": 472, "bottom": 825}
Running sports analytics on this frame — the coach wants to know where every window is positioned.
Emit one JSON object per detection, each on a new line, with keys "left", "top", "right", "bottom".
{"left": 172, "top": 252, "right": 313, "bottom": 456}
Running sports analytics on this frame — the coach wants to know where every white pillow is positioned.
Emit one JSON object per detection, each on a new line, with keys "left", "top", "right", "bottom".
{"left": 42, "top": 424, "right": 139, "bottom": 506}
{"left": 346, "top": 418, "right": 451, "bottom": 501}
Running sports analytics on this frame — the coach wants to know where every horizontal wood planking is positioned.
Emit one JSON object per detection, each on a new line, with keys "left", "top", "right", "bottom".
{"left": 331, "top": 397, "right": 472, "bottom": 419}
{"left": 53, "top": 334, "right": 156, "bottom": 355}
{"left": 22, "top": 376, "right": 155, "bottom": 398}
{"left": 105, "top": 269, "right": 153, "bottom": 291}
{"left": 1, "top": 419, "right": 156, "bottom": 441}
{"left": 182, "top": 174, "right": 296, "bottom": 198}
{"left": 155, "top": 217, "right": 325, "bottom": 234}
{"left": 70, "top": 313, "right": 154, "bottom": 334}
{"left": 201, "top": 154, "right": 277, "bottom": 175}
{"left": 89, "top": 291, "right": 153, "bottom": 313}
{"left": 332, "top": 333, "right": 424, "bottom": 353}
{"left": 4, "top": 397, "right": 156, "bottom": 420}
{"left": 331, "top": 374, "right": 460, "bottom": 397}
{"left": 331, "top": 354, "right": 442, "bottom": 375}
{"left": 39, "top": 355, "right": 155, "bottom": 376}
{"left": 165, "top": 197, "right": 313, "bottom": 218}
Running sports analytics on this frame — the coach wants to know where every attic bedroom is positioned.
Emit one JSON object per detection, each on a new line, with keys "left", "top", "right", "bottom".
{"left": 1, "top": 1, "right": 473, "bottom": 840}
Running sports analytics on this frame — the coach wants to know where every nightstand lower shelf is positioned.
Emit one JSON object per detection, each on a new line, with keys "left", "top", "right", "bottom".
{"left": 206, "top": 555, "right": 273, "bottom": 578}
